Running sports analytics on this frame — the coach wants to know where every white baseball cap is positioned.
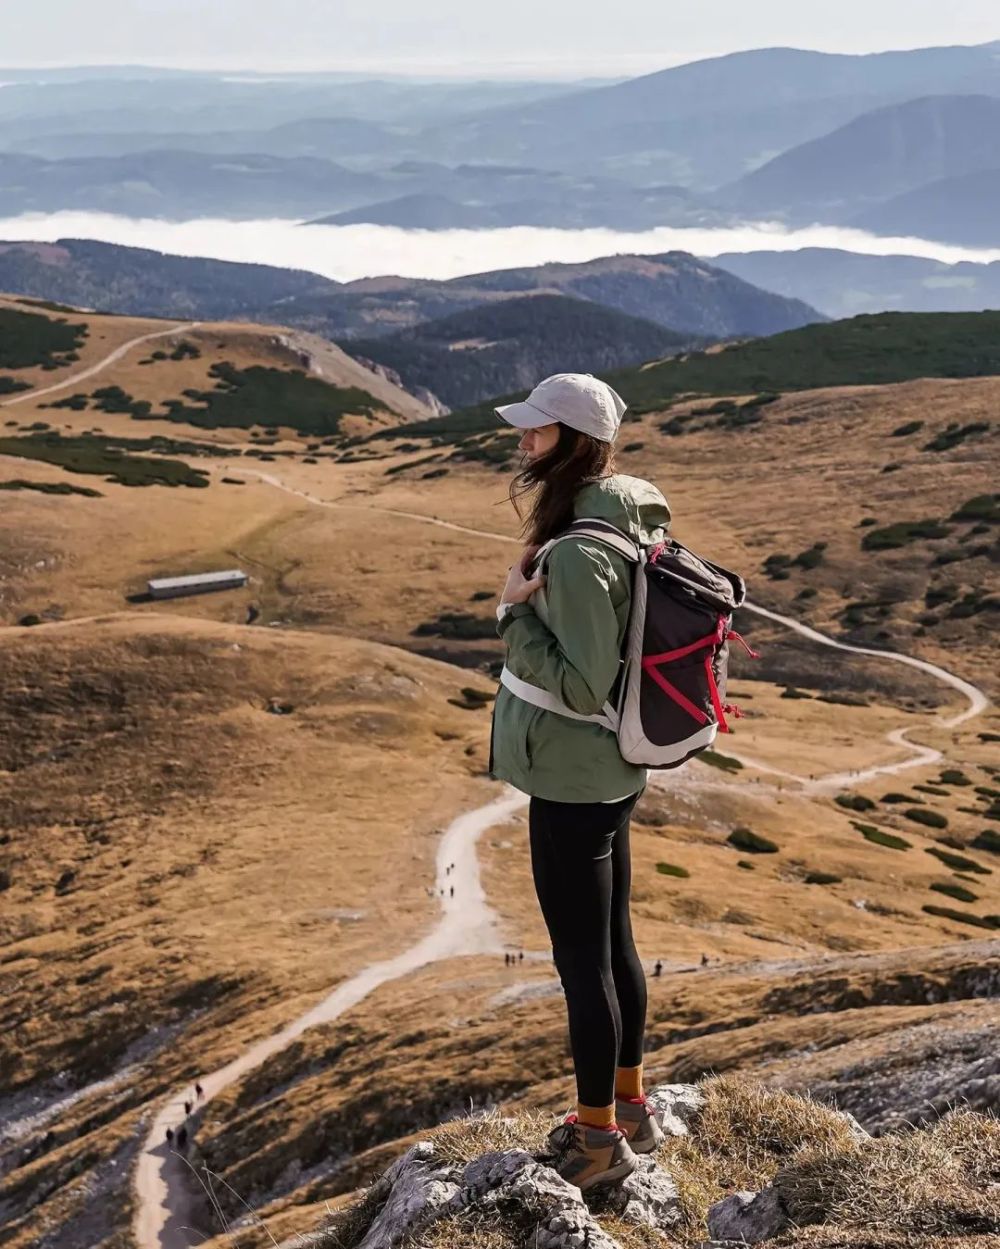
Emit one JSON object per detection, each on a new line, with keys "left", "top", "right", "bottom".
{"left": 494, "top": 372, "right": 627, "bottom": 443}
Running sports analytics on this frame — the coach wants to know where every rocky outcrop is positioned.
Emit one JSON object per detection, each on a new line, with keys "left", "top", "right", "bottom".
{"left": 291, "top": 1076, "right": 1000, "bottom": 1249}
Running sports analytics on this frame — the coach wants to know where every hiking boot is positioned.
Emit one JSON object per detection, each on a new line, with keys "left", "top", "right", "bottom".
{"left": 542, "top": 1114, "right": 637, "bottom": 1191}
{"left": 615, "top": 1095, "right": 666, "bottom": 1154}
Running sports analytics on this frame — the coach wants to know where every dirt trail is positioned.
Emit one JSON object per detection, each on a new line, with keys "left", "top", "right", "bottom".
{"left": 133, "top": 789, "right": 528, "bottom": 1249}
{"left": 0, "top": 322, "right": 200, "bottom": 408}
{"left": 228, "top": 466, "right": 988, "bottom": 793}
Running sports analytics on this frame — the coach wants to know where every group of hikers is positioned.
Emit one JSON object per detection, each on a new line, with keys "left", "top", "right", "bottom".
{"left": 164, "top": 1081, "right": 204, "bottom": 1153}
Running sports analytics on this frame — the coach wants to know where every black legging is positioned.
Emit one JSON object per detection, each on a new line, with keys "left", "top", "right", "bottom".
{"left": 529, "top": 791, "right": 647, "bottom": 1108}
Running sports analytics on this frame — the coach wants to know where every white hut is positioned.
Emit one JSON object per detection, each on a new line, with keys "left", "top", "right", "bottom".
{"left": 147, "top": 570, "right": 248, "bottom": 600}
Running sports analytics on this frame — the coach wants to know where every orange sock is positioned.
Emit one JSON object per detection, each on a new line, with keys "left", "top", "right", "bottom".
{"left": 615, "top": 1064, "right": 644, "bottom": 1100}
{"left": 576, "top": 1101, "right": 616, "bottom": 1129}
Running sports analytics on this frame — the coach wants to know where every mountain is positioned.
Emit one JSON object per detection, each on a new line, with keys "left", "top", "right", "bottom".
{"left": 0, "top": 242, "right": 824, "bottom": 346}
{"left": 720, "top": 94, "right": 1000, "bottom": 222}
{"left": 0, "top": 151, "right": 390, "bottom": 219}
{"left": 711, "top": 249, "right": 1000, "bottom": 318}
{"left": 290, "top": 252, "right": 825, "bottom": 341}
{"left": 344, "top": 293, "right": 700, "bottom": 410}
{"left": 0, "top": 239, "right": 340, "bottom": 319}
{"left": 853, "top": 167, "right": 1000, "bottom": 247}
{"left": 415, "top": 42, "right": 1000, "bottom": 187}
{"left": 307, "top": 183, "right": 718, "bottom": 230}
{"left": 0, "top": 150, "right": 721, "bottom": 229}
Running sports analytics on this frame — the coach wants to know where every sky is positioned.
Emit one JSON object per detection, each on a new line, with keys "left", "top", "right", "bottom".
{"left": 3, "top": 0, "right": 999, "bottom": 76}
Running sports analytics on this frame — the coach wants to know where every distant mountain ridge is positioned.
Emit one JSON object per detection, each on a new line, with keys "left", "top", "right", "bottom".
{"left": 344, "top": 293, "right": 701, "bottom": 410}
{"left": 852, "top": 166, "right": 1000, "bottom": 247}
{"left": 0, "top": 241, "right": 824, "bottom": 344}
{"left": 711, "top": 248, "right": 1000, "bottom": 318}
{"left": 721, "top": 94, "right": 1000, "bottom": 222}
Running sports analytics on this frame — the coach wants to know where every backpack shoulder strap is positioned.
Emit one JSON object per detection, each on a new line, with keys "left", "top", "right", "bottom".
{"left": 546, "top": 517, "right": 641, "bottom": 564}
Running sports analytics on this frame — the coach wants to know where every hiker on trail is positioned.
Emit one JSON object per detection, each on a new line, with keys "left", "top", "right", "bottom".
{"left": 165, "top": 1128, "right": 174, "bottom": 1144}
{"left": 450, "top": 885, "right": 454, "bottom": 897}
{"left": 653, "top": 960, "right": 663, "bottom": 978}
{"left": 701, "top": 952, "right": 709, "bottom": 966}
{"left": 184, "top": 1100, "right": 192, "bottom": 1116}
{"left": 505, "top": 952, "right": 510, "bottom": 966}
{"left": 195, "top": 1081, "right": 204, "bottom": 1100}
{"left": 176, "top": 1126, "right": 188, "bottom": 1150}
{"left": 489, "top": 374, "right": 669, "bottom": 1192}
{"left": 518, "top": 951, "right": 523, "bottom": 962}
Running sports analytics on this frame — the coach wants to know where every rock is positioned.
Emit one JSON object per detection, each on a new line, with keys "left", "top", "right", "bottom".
{"left": 707, "top": 1185, "right": 789, "bottom": 1242}
{"left": 646, "top": 1082, "right": 705, "bottom": 1136}
{"left": 305, "top": 1129, "right": 680, "bottom": 1249}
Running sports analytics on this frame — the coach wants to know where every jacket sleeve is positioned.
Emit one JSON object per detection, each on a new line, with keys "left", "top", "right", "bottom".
{"left": 497, "top": 540, "right": 623, "bottom": 715}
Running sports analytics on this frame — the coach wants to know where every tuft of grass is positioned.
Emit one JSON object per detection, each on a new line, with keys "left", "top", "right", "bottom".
{"left": 851, "top": 822, "right": 911, "bottom": 850}
{"left": 656, "top": 861, "right": 691, "bottom": 878}
{"left": 972, "top": 828, "right": 1000, "bottom": 855}
{"left": 728, "top": 827, "right": 778, "bottom": 854}
{"left": 930, "top": 881, "right": 978, "bottom": 903}
{"left": 804, "top": 870, "right": 841, "bottom": 885}
{"left": 835, "top": 794, "right": 876, "bottom": 812}
{"left": 903, "top": 807, "right": 948, "bottom": 829}
{"left": 926, "top": 846, "right": 992, "bottom": 875}
{"left": 922, "top": 904, "right": 999, "bottom": 930}
{"left": 700, "top": 750, "right": 743, "bottom": 772}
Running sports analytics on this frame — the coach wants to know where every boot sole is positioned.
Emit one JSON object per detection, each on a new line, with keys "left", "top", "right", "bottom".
{"left": 578, "top": 1154, "right": 637, "bottom": 1191}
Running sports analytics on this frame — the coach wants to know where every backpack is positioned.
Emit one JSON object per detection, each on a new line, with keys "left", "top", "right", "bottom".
{"left": 503, "top": 517, "right": 759, "bottom": 769}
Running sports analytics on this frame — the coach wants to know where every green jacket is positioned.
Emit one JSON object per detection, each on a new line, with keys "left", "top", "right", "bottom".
{"left": 488, "top": 474, "right": 670, "bottom": 802}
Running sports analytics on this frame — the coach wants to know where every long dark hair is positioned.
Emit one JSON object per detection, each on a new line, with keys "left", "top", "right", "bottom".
{"left": 508, "top": 423, "right": 615, "bottom": 547}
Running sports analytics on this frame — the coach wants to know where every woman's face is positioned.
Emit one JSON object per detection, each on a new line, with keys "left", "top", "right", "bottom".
{"left": 517, "top": 422, "right": 561, "bottom": 462}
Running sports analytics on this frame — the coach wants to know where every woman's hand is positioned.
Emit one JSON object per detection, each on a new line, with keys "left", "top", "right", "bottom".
{"left": 500, "top": 544, "right": 546, "bottom": 604}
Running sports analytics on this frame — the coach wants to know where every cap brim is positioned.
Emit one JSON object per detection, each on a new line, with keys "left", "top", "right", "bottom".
{"left": 494, "top": 400, "right": 556, "bottom": 429}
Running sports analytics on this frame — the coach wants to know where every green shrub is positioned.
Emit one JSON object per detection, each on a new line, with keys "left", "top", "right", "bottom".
{"left": 622, "top": 441, "right": 645, "bottom": 452}
{"left": 922, "top": 905, "right": 998, "bottom": 929}
{"left": 858, "top": 517, "right": 877, "bottom": 527}
{"left": 950, "top": 493, "right": 1000, "bottom": 523}
{"left": 736, "top": 860, "right": 755, "bottom": 870}
{"left": 835, "top": 794, "right": 876, "bottom": 812}
{"left": 914, "top": 784, "right": 949, "bottom": 796}
{"left": 0, "top": 432, "right": 211, "bottom": 489}
{"left": 727, "top": 827, "right": 778, "bottom": 854}
{"left": 938, "top": 769, "right": 971, "bottom": 786}
{"left": 804, "top": 871, "right": 841, "bottom": 885}
{"left": 0, "top": 478, "right": 101, "bottom": 497}
{"left": 18, "top": 614, "right": 43, "bottom": 626}
{"left": 861, "top": 519, "right": 951, "bottom": 551}
{"left": 922, "top": 422, "right": 990, "bottom": 452}
{"left": 796, "top": 587, "right": 817, "bottom": 600}
{"left": 925, "top": 847, "right": 991, "bottom": 875}
{"left": 903, "top": 807, "right": 948, "bottom": 829}
{"left": 0, "top": 308, "right": 88, "bottom": 368}
{"left": 780, "top": 686, "right": 812, "bottom": 699}
{"left": 412, "top": 612, "right": 496, "bottom": 640}
{"left": 930, "top": 881, "right": 978, "bottom": 903}
{"left": 0, "top": 376, "right": 31, "bottom": 395}
{"left": 881, "top": 792, "right": 916, "bottom": 804}
{"left": 656, "top": 862, "right": 691, "bottom": 878}
{"left": 851, "top": 822, "right": 911, "bottom": 850}
{"left": 891, "top": 420, "right": 923, "bottom": 437}
{"left": 971, "top": 829, "right": 1000, "bottom": 855}
{"left": 700, "top": 750, "right": 743, "bottom": 772}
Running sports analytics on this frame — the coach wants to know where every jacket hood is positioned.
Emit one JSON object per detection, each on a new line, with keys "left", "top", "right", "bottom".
{"left": 573, "top": 473, "right": 670, "bottom": 545}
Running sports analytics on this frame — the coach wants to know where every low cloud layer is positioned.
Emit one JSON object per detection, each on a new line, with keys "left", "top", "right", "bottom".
{"left": 1, "top": 212, "right": 998, "bottom": 281}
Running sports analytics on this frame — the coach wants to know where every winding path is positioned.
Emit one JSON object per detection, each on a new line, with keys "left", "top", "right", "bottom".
{"left": 227, "top": 465, "right": 988, "bottom": 792}
{"left": 0, "top": 323, "right": 201, "bottom": 409}
{"left": 133, "top": 790, "right": 528, "bottom": 1248}
{"left": 3, "top": 440, "right": 987, "bottom": 1244}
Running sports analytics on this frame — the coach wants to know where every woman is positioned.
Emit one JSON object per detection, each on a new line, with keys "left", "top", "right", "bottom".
{"left": 489, "top": 373, "right": 669, "bottom": 1191}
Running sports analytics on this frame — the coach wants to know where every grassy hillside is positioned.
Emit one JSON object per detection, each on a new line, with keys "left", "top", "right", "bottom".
{"left": 387, "top": 310, "right": 1000, "bottom": 441}
{"left": 345, "top": 293, "right": 698, "bottom": 410}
